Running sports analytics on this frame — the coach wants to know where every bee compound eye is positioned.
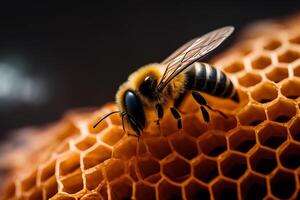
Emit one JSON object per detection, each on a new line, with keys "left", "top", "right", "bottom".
{"left": 124, "top": 90, "right": 146, "bottom": 129}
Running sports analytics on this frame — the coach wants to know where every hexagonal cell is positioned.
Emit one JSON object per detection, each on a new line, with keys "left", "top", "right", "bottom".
{"left": 239, "top": 46, "right": 252, "bottom": 56}
{"left": 56, "top": 195, "right": 76, "bottom": 200}
{"left": 270, "top": 169, "right": 296, "bottom": 199}
{"left": 75, "top": 136, "right": 96, "bottom": 151}
{"left": 193, "top": 156, "right": 218, "bottom": 183}
{"left": 240, "top": 173, "right": 267, "bottom": 200}
{"left": 289, "top": 35, "right": 300, "bottom": 44}
{"left": 210, "top": 114, "right": 238, "bottom": 132}
{"left": 251, "top": 55, "right": 271, "bottom": 69}
{"left": 184, "top": 180, "right": 210, "bottom": 200}
{"left": 294, "top": 65, "right": 300, "bottom": 77}
{"left": 83, "top": 144, "right": 112, "bottom": 170}
{"left": 89, "top": 116, "right": 109, "bottom": 134}
{"left": 59, "top": 152, "right": 81, "bottom": 176}
{"left": 137, "top": 156, "right": 160, "bottom": 182}
{"left": 101, "top": 127, "right": 125, "bottom": 146}
{"left": 258, "top": 123, "right": 287, "bottom": 149}
{"left": 98, "top": 182, "right": 108, "bottom": 200}
{"left": 223, "top": 61, "right": 244, "bottom": 73}
{"left": 266, "top": 67, "right": 289, "bottom": 83}
{"left": 229, "top": 128, "right": 256, "bottom": 153}
{"left": 28, "top": 188, "right": 43, "bottom": 200}
{"left": 127, "top": 159, "right": 138, "bottom": 182}
{"left": 157, "top": 179, "right": 182, "bottom": 200}
{"left": 135, "top": 182, "right": 156, "bottom": 200}
{"left": 290, "top": 117, "right": 300, "bottom": 142}
{"left": 238, "top": 105, "right": 266, "bottom": 126}
{"left": 54, "top": 141, "right": 71, "bottom": 155}
{"left": 162, "top": 155, "right": 191, "bottom": 183}
{"left": 169, "top": 134, "right": 198, "bottom": 160}
{"left": 264, "top": 39, "right": 282, "bottom": 50}
{"left": 238, "top": 72, "right": 262, "bottom": 87}
{"left": 182, "top": 114, "right": 208, "bottom": 138}
{"left": 81, "top": 193, "right": 101, "bottom": 200}
{"left": 278, "top": 50, "right": 300, "bottom": 63}
{"left": 267, "top": 99, "right": 296, "bottom": 123}
{"left": 198, "top": 131, "right": 227, "bottom": 157}
{"left": 113, "top": 137, "right": 138, "bottom": 160}
{"left": 250, "top": 147, "right": 277, "bottom": 175}
{"left": 44, "top": 177, "right": 58, "bottom": 199}
{"left": 48, "top": 194, "right": 75, "bottom": 200}
{"left": 2, "top": 182, "right": 15, "bottom": 199}
{"left": 108, "top": 112, "right": 122, "bottom": 126}
{"left": 103, "top": 159, "right": 125, "bottom": 182}
{"left": 137, "top": 140, "right": 148, "bottom": 157}
{"left": 220, "top": 152, "right": 247, "bottom": 180}
{"left": 251, "top": 82, "right": 278, "bottom": 104}
{"left": 61, "top": 172, "right": 84, "bottom": 194}
{"left": 55, "top": 122, "right": 80, "bottom": 141}
{"left": 85, "top": 167, "right": 104, "bottom": 190}
{"left": 281, "top": 79, "right": 300, "bottom": 100}
{"left": 279, "top": 142, "right": 300, "bottom": 169}
{"left": 109, "top": 177, "right": 132, "bottom": 200}
{"left": 20, "top": 170, "right": 37, "bottom": 192}
{"left": 212, "top": 179, "right": 238, "bottom": 200}
{"left": 144, "top": 137, "right": 172, "bottom": 160}
{"left": 40, "top": 160, "right": 56, "bottom": 182}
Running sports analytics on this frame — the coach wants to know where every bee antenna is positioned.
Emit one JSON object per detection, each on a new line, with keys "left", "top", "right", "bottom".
{"left": 121, "top": 112, "right": 127, "bottom": 132}
{"left": 93, "top": 111, "right": 121, "bottom": 128}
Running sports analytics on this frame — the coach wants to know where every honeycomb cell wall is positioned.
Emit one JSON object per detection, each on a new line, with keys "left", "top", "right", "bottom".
{"left": 1, "top": 14, "right": 300, "bottom": 200}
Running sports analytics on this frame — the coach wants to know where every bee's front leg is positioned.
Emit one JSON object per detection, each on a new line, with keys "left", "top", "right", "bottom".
{"left": 170, "top": 107, "right": 182, "bottom": 130}
{"left": 155, "top": 104, "right": 164, "bottom": 134}
{"left": 155, "top": 104, "right": 164, "bottom": 125}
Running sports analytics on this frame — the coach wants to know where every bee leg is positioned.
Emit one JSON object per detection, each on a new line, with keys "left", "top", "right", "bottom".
{"left": 127, "top": 133, "right": 139, "bottom": 138}
{"left": 170, "top": 107, "right": 182, "bottom": 130}
{"left": 155, "top": 104, "right": 164, "bottom": 133}
{"left": 121, "top": 113, "right": 127, "bottom": 132}
{"left": 126, "top": 128, "right": 141, "bottom": 141}
{"left": 191, "top": 91, "right": 228, "bottom": 121}
{"left": 126, "top": 114, "right": 142, "bottom": 140}
{"left": 205, "top": 104, "right": 228, "bottom": 119}
{"left": 174, "top": 92, "right": 188, "bottom": 109}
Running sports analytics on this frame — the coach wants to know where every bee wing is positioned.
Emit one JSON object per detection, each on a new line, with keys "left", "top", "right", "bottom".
{"left": 157, "top": 26, "right": 234, "bottom": 92}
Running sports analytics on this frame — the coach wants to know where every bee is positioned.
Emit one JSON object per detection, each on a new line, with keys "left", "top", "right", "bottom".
{"left": 93, "top": 26, "right": 239, "bottom": 137}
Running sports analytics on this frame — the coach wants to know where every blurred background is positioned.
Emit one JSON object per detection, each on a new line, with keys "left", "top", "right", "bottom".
{"left": 0, "top": 1, "right": 300, "bottom": 140}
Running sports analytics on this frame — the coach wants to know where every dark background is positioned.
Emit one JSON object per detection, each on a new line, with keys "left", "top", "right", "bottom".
{"left": 0, "top": 1, "right": 300, "bottom": 140}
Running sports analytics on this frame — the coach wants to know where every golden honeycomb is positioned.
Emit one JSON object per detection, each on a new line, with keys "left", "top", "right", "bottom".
{"left": 1, "top": 14, "right": 300, "bottom": 200}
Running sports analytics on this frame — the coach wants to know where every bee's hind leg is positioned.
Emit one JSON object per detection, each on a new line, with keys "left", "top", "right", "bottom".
{"left": 191, "top": 91, "right": 228, "bottom": 122}
{"left": 170, "top": 107, "right": 182, "bottom": 130}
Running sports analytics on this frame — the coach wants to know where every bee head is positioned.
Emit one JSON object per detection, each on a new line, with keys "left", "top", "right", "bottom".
{"left": 123, "top": 90, "right": 146, "bottom": 134}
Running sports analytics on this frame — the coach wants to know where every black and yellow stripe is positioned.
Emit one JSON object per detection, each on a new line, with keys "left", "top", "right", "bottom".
{"left": 185, "top": 62, "right": 239, "bottom": 102}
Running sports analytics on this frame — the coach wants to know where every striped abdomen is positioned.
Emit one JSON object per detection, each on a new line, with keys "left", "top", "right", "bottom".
{"left": 185, "top": 62, "right": 239, "bottom": 102}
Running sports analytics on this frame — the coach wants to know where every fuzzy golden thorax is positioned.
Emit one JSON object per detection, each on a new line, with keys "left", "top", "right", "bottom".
{"left": 115, "top": 63, "right": 187, "bottom": 113}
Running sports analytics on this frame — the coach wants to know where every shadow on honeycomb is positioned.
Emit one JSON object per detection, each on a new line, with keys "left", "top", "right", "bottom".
{"left": 1, "top": 14, "right": 300, "bottom": 200}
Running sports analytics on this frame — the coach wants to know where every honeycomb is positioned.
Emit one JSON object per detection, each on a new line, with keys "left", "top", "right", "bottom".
{"left": 1, "top": 14, "right": 300, "bottom": 200}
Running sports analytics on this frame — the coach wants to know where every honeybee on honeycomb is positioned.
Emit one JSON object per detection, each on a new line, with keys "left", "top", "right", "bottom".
{"left": 1, "top": 14, "right": 300, "bottom": 200}
{"left": 94, "top": 26, "right": 239, "bottom": 137}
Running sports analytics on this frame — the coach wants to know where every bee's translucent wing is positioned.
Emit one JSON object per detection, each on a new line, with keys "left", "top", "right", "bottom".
{"left": 162, "top": 38, "right": 198, "bottom": 65}
{"left": 157, "top": 26, "right": 234, "bottom": 92}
